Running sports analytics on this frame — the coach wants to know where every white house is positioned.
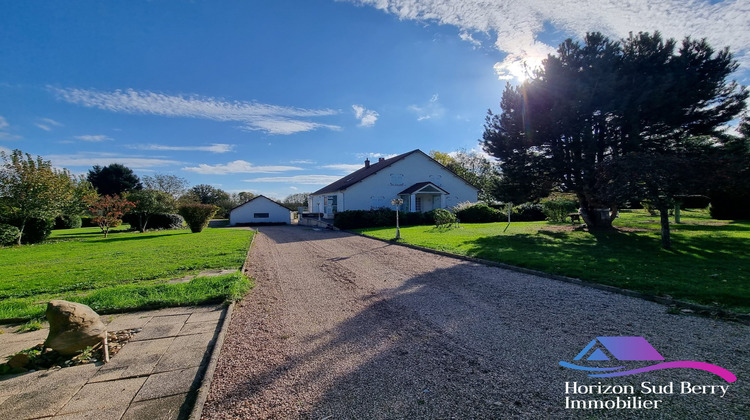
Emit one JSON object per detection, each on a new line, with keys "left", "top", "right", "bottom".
{"left": 229, "top": 195, "right": 292, "bottom": 225}
{"left": 309, "top": 149, "right": 479, "bottom": 218}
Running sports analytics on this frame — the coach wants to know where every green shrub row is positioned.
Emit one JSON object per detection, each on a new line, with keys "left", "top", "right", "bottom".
{"left": 54, "top": 215, "right": 83, "bottom": 230}
{"left": 333, "top": 208, "right": 440, "bottom": 230}
{"left": 540, "top": 194, "right": 579, "bottom": 223}
{"left": 0, "top": 216, "right": 54, "bottom": 244}
{"left": 455, "top": 203, "right": 500, "bottom": 223}
{"left": 122, "top": 213, "right": 186, "bottom": 231}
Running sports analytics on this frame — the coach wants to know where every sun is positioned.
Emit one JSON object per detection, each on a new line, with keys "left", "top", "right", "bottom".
{"left": 495, "top": 55, "right": 544, "bottom": 83}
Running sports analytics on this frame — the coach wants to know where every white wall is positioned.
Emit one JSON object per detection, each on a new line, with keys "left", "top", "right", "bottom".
{"left": 310, "top": 151, "right": 478, "bottom": 213}
{"left": 230, "top": 196, "right": 291, "bottom": 225}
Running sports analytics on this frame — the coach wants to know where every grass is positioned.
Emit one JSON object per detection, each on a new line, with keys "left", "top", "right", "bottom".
{"left": 354, "top": 209, "right": 750, "bottom": 313}
{"left": 0, "top": 226, "right": 254, "bottom": 320}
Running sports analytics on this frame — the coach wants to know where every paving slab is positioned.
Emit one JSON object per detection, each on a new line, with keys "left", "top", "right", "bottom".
{"left": 0, "top": 364, "right": 99, "bottom": 419}
{"left": 153, "top": 333, "right": 214, "bottom": 373}
{"left": 134, "top": 366, "right": 201, "bottom": 401}
{"left": 178, "top": 320, "right": 220, "bottom": 336}
{"left": 57, "top": 376, "right": 147, "bottom": 415}
{"left": 122, "top": 393, "right": 188, "bottom": 420}
{"left": 0, "top": 327, "right": 47, "bottom": 360}
{"left": 0, "top": 304, "right": 227, "bottom": 420}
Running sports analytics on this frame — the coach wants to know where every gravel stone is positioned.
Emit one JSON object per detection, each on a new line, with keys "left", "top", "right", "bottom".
{"left": 202, "top": 226, "right": 750, "bottom": 419}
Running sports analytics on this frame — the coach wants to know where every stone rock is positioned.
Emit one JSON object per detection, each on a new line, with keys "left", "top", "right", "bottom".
{"left": 8, "top": 353, "right": 30, "bottom": 369}
{"left": 44, "top": 300, "right": 107, "bottom": 356}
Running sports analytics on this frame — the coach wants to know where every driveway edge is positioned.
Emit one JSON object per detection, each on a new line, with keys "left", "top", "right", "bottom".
{"left": 350, "top": 230, "right": 750, "bottom": 325}
{"left": 188, "top": 302, "right": 234, "bottom": 420}
{"left": 189, "top": 229, "right": 256, "bottom": 420}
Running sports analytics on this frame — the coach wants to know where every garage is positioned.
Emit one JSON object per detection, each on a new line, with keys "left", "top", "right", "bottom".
{"left": 229, "top": 195, "right": 292, "bottom": 225}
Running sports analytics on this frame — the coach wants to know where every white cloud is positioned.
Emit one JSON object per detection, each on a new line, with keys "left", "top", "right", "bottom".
{"left": 321, "top": 163, "right": 365, "bottom": 172}
{"left": 0, "top": 146, "right": 10, "bottom": 154}
{"left": 347, "top": 0, "right": 750, "bottom": 80}
{"left": 459, "top": 30, "right": 482, "bottom": 48}
{"left": 132, "top": 143, "right": 234, "bottom": 153}
{"left": 182, "top": 160, "right": 302, "bottom": 175}
{"left": 51, "top": 87, "right": 342, "bottom": 135}
{"left": 409, "top": 93, "right": 445, "bottom": 121}
{"left": 0, "top": 116, "right": 21, "bottom": 141}
{"left": 352, "top": 105, "right": 379, "bottom": 127}
{"left": 355, "top": 152, "right": 399, "bottom": 159}
{"left": 290, "top": 159, "right": 316, "bottom": 164}
{"left": 36, "top": 118, "right": 63, "bottom": 131}
{"left": 243, "top": 174, "right": 343, "bottom": 184}
{"left": 75, "top": 134, "right": 113, "bottom": 142}
{"left": 47, "top": 152, "right": 181, "bottom": 169}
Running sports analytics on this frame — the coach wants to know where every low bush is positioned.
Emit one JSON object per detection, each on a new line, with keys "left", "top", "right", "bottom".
{"left": 2, "top": 217, "right": 54, "bottom": 244}
{"left": 54, "top": 215, "right": 83, "bottom": 230}
{"left": 432, "top": 208, "right": 456, "bottom": 227}
{"left": 178, "top": 204, "right": 219, "bottom": 233}
{"left": 541, "top": 194, "right": 578, "bottom": 222}
{"left": 0, "top": 224, "right": 20, "bottom": 246}
{"left": 455, "top": 203, "right": 500, "bottom": 223}
{"left": 512, "top": 203, "right": 546, "bottom": 221}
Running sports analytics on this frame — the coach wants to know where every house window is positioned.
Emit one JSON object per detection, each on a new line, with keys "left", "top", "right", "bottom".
{"left": 254, "top": 213, "right": 269, "bottom": 218}
{"left": 390, "top": 173, "right": 404, "bottom": 186}
{"left": 415, "top": 197, "right": 422, "bottom": 212}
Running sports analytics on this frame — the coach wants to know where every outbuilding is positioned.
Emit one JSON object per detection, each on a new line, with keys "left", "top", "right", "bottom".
{"left": 229, "top": 195, "right": 292, "bottom": 225}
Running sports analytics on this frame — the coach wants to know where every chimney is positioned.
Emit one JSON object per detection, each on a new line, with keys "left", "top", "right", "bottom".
{"left": 364, "top": 158, "right": 370, "bottom": 168}
{"left": 378, "top": 157, "right": 385, "bottom": 163}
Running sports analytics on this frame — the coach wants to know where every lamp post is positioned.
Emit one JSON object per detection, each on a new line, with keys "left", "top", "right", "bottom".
{"left": 391, "top": 198, "right": 403, "bottom": 240}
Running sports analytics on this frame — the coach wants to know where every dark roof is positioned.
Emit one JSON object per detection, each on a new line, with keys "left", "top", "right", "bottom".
{"left": 312, "top": 150, "right": 420, "bottom": 195}
{"left": 398, "top": 182, "right": 449, "bottom": 194}
{"left": 229, "top": 195, "right": 290, "bottom": 212}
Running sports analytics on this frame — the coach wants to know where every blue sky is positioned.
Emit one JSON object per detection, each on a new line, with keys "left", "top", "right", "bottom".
{"left": 2, "top": 0, "right": 749, "bottom": 199}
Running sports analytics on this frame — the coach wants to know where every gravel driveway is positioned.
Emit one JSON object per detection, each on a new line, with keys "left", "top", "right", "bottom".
{"left": 202, "top": 226, "right": 749, "bottom": 419}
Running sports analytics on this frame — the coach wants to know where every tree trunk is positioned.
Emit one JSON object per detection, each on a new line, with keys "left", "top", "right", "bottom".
{"left": 659, "top": 206, "right": 671, "bottom": 250}
{"left": 674, "top": 203, "right": 681, "bottom": 224}
{"left": 579, "top": 206, "right": 614, "bottom": 229}
{"left": 16, "top": 219, "right": 25, "bottom": 245}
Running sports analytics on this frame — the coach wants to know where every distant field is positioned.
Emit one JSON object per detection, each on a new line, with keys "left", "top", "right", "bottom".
{"left": 354, "top": 209, "right": 750, "bottom": 313}
{"left": 0, "top": 227, "right": 254, "bottom": 320}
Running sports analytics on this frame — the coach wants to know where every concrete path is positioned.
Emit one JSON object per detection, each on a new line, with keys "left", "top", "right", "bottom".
{"left": 203, "top": 225, "right": 750, "bottom": 419}
{"left": 0, "top": 304, "right": 226, "bottom": 420}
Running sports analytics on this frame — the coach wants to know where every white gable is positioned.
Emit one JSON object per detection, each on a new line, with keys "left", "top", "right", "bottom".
{"left": 230, "top": 196, "right": 292, "bottom": 225}
{"left": 309, "top": 151, "right": 478, "bottom": 214}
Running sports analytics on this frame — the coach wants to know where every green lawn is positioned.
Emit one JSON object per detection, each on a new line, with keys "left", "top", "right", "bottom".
{"left": 355, "top": 209, "right": 750, "bottom": 313}
{"left": 0, "top": 227, "right": 254, "bottom": 320}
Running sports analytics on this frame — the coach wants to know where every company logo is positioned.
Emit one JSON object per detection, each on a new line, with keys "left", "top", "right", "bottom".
{"left": 559, "top": 336, "right": 736, "bottom": 383}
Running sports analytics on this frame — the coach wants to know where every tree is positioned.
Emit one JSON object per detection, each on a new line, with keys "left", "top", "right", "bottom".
{"left": 483, "top": 32, "right": 747, "bottom": 247}
{"left": 184, "top": 184, "right": 230, "bottom": 205}
{"left": 85, "top": 195, "right": 135, "bottom": 238}
{"left": 87, "top": 163, "right": 143, "bottom": 196}
{"left": 429, "top": 149, "right": 501, "bottom": 202}
{"left": 707, "top": 116, "right": 750, "bottom": 219}
{"left": 142, "top": 173, "right": 189, "bottom": 199}
{"left": 0, "top": 149, "right": 77, "bottom": 244}
{"left": 236, "top": 191, "right": 256, "bottom": 204}
{"left": 125, "top": 189, "right": 175, "bottom": 232}
{"left": 282, "top": 193, "right": 309, "bottom": 210}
